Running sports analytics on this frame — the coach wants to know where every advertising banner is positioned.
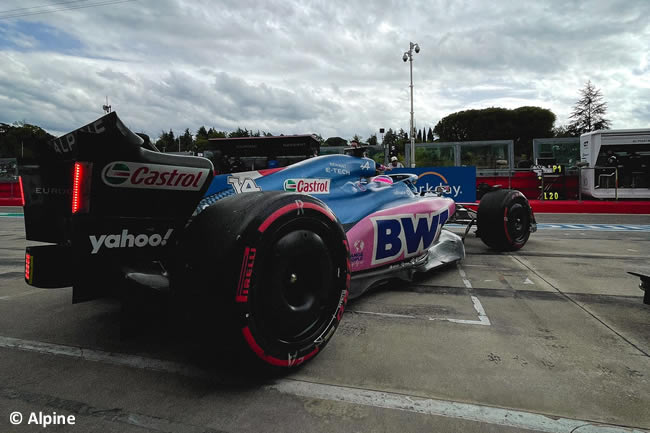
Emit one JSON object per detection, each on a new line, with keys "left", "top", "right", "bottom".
{"left": 389, "top": 166, "right": 476, "bottom": 202}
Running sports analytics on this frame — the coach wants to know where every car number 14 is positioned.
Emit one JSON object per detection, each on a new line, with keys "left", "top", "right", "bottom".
{"left": 228, "top": 177, "right": 262, "bottom": 194}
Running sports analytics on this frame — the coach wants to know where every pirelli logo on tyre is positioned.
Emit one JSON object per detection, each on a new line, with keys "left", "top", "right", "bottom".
{"left": 102, "top": 161, "right": 209, "bottom": 191}
{"left": 283, "top": 179, "right": 330, "bottom": 194}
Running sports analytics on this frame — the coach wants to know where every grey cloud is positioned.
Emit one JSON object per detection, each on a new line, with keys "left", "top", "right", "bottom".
{"left": 1, "top": 0, "right": 650, "bottom": 140}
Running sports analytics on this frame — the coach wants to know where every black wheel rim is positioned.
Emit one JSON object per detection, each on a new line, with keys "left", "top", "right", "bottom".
{"left": 507, "top": 203, "right": 529, "bottom": 244}
{"left": 251, "top": 219, "right": 339, "bottom": 345}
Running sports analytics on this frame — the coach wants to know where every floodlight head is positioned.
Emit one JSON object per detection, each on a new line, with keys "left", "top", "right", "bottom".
{"left": 403, "top": 53, "right": 408, "bottom": 62}
{"left": 414, "top": 43, "right": 420, "bottom": 53}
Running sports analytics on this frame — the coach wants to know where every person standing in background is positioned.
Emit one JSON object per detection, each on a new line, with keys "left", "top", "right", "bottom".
{"left": 389, "top": 156, "right": 404, "bottom": 169}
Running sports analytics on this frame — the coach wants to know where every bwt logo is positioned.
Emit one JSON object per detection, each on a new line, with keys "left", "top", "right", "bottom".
{"left": 417, "top": 171, "right": 462, "bottom": 198}
{"left": 371, "top": 209, "right": 449, "bottom": 266}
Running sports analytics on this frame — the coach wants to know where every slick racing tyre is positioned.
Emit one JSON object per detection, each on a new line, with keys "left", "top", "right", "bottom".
{"left": 477, "top": 189, "right": 532, "bottom": 251}
{"left": 181, "top": 192, "right": 350, "bottom": 370}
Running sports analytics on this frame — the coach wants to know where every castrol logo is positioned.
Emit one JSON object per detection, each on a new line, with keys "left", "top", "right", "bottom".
{"left": 102, "top": 161, "right": 209, "bottom": 191}
{"left": 283, "top": 179, "right": 330, "bottom": 194}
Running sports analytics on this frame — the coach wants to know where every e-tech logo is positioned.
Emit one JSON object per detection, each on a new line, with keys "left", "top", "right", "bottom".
{"left": 371, "top": 209, "right": 449, "bottom": 266}
{"left": 89, "top": 229, "right": 173, "bottom": 254}
{"left": 417, "top": 171, "right": 462, "bottom": 198}
{"left": 102, "top": 162, "right": 209, "bottom": 191}
{"left": 283, "top": 179, "right": 331, "bottom": 194}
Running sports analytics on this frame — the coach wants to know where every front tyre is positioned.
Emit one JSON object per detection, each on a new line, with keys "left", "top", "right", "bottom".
{"left": 181, "top": 192, "right": 350, "bottom": 370}
{"left": 477, "top": 189, "right": 532, "bottom": 251}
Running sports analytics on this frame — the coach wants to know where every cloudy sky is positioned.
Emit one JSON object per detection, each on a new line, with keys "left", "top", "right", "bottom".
{"left": 1, "top": 0, "right": 649, "bottom": 141}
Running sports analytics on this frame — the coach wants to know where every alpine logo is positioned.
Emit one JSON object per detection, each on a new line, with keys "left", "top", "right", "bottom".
{"left": 102, "top": 162, "right": 209, "bottom": 191}
{"left": 89, "top": 229, "right": 173, "bottom": 254}
{"left": 283, "top": 179, "right": 330, "bottom": 194}
{"left": 371, "top": 209, "right": 449, "bottom": 266}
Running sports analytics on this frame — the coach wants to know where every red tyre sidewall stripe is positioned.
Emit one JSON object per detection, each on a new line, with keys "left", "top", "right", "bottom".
{"left": 503, "top": 207, "right": 513, "bottom": 244}
{"left": 242, "top": 326, "right": 319, "bottom": 367}
{"left": 242, "top": 198, "right": 345, "bottom": 367}
{"left": 258, "top": 201, "right": 335, "bottom": 233}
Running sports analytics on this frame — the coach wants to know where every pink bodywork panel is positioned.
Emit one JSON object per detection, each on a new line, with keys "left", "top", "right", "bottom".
{"left": 346, "top": 197, "right": 456, "bottom": 273}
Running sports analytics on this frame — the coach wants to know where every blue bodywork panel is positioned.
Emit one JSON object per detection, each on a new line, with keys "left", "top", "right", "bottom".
{"left": 198, "top": 154, "right": 420, "bottom": 225}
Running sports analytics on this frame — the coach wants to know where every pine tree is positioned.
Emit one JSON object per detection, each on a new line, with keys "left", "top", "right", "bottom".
{"left": 568, "top": 81, "right": 611, "bottom": 134}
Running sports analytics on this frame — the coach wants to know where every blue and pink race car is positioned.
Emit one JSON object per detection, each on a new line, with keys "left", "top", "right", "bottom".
{"left": 20, "top": 112, "right": 536, "bottom": 370}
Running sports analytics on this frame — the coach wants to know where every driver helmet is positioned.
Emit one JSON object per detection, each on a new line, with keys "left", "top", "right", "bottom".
{"left": 371, "top": 175, "right": 393, "bottom": 185}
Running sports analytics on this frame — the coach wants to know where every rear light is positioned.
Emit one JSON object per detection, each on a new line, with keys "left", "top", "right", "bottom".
{"left": 25, "top": 252, "right": 33, "bottom": 284}
{"left": 72, "top": 162, "right": 92, "bottom": 214}
{"left": 18, "top": 175, "right": 25, "bottom": 207}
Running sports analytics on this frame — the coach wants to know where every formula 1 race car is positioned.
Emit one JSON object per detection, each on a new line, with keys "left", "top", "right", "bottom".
{"left": 20, "top": 112, "right": 536, "bottom": 369}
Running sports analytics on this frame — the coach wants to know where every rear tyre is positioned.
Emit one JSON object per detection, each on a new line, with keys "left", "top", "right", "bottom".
{"left": 180, "top": 192, "right": 350, "bottom": 370}
{"left": 477, "top": 189, "right": 532, "bottom": 251}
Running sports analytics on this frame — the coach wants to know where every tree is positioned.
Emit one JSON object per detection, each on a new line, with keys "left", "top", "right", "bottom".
{"left": 367, "top": 134, "right": 378, "bottom": 146}
{"left": 383, "top": 128, "right": 398, "bottom": 150}
{"left": 312, "top": 133, "right": 324, "bottom": 144}
{"left": 229, "top": 127, "right": 250, "bottom": 138}
{"left": 155, "top": 129, "right": 176, "bottom": 152}
{"left": 381, "top": 128, "right": 408, "bottom": 156}
{"left": 568, "top": 81, "right": 611, "bottom": 134}
{"left": 433, "top": 106, "right": 556, "bottom": 157}
{"left": 207, "top": 128, "right": 227, "bottom": 139}
{"left": 180, "top": 128, "right": 193, "bottom": 152}
{"left": 194, "top": 126, "right": 210, "bottom": 152}
{"left": 427, "top": 127, "right": 434, "bottom": 142}
{"left": 552, "top": 125, "right": 574, "bottom": 138}
{"left": 0, "top": 121, "right": 53, "bottom": 158}
{"left": 416, "top": 129, "right": 422, "bottom": 143}
{"left": 196, "top": 126, "right": 208, "bottom": 140}
{"left": 323, "top": 136, "right": 347, "bottom": 147}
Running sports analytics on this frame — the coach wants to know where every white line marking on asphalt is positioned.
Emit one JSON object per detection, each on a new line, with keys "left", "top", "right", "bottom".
{"left": 271, "top": 381, "right": 645, "bottom": 433}
{"left": 352, "top": 296, "right": 492, "bottom": 326}
{"left": 0, "top": 335, "right": 203, "bottom": 377}
{"left": 350, "top": 262, "right": 490, "bottom": 325}
{"left": 441, "top": 296, "right": 491, "bottom": 326}
{"left": 524, "top": 278, "right": 535, "bottom": 285}
{"left": 456, "top": 262, "right": 473, "bottom": 289}
{"left": 0, "top": 335, "right": 643, "bottom": 432}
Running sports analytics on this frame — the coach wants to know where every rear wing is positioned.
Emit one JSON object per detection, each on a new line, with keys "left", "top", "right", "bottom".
{"left": 20, "top": 112, "right": 214, "bottom": 298}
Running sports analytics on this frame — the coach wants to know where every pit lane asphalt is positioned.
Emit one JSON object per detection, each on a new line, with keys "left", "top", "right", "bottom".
{"left": 0, "top": 207, "right": 648, "bottom": 433}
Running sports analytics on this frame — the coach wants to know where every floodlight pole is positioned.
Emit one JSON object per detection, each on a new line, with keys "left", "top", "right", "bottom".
{"left": 404, "top": 42, "right": 419, "bottom": 168}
